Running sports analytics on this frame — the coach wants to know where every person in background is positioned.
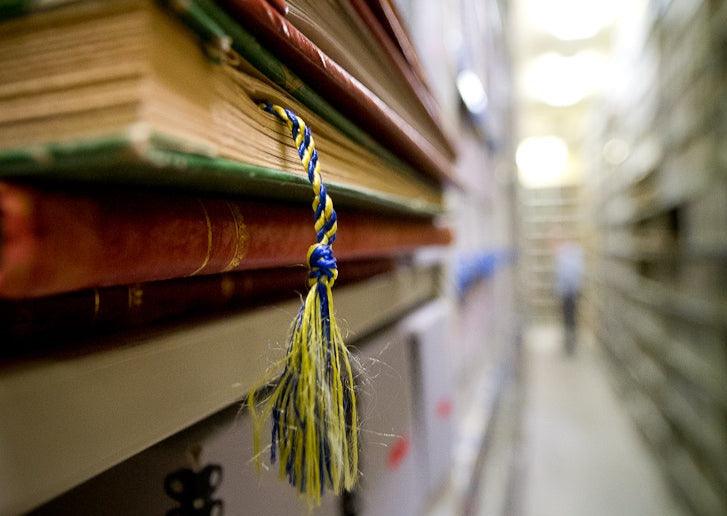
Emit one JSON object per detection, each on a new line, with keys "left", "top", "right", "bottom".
{"left": 554, "top": 237, "right": 584, "bottom": 355}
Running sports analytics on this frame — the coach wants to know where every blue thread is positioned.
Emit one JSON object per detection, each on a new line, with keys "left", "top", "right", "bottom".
{"left": 313, "top": 188, "right": 325, "bottom": 225}
{"left": 287, "top": 461, "right": 296, "bottom": 487}
{"left": 319, "top": 282, "right": 331, "bottom": 342}
{"left": 308, "top": 149, "right": 318, "bottom": 182}
{"left": 324, "top": 317, "right": 333, "bottom": 375}
{"left": 271, "top": 407, "right": 280, "bottom": 463}
{"left": 271, "top": 374, "right": 291, "bottom": 463}
{"left": 309, "top": 244, "right": 337, "bottom": 281}
{"left": 285, "top": 109, "right": 299, "bottom": 139}
{"left": 299, "top": 453, "right": 306, "bottom": 492}
{"left": 300, "top": 126, "right": 312, "bottom": 159}
{"left": 317, "top": 209, "right": 337, "bottom": 244}
{"left": 323, "top": 429, "right": 332, "bottom": 488}
{"left": 261, "top": 104, "right": 349, "bottom": 497}
{"left": 291, "top": 377, "right": 304, "bottom": 427}
{"left": 309, "top": 244, "right": 336, "bottom": 342}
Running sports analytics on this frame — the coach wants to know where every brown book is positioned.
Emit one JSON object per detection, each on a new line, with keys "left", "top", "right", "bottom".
{"left": 282, "top": 0, "right": 453, "bottom": 158}
{"left": 0, "top": 182, "right": 450, "bottom": 298}
{"left": 356, "top": 0, "right": 432, "bottom": 92}
{"left": 219, "top": 0, "right": 457, "bottom": 184}
{"left": 0, "top": 258, "right": 396, "bottom": 344}
{"left": 347, "top": 0, "right": 444, "bottom": 134}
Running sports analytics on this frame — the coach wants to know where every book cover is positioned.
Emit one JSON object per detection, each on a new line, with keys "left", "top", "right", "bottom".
{"left": 0, "top": 181, "right": 451, "bottom": 298}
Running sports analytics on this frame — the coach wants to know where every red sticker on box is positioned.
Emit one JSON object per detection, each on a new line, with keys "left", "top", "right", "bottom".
{"left": 436, "top": 398, "right": 453, "bottom": 419}
{"left": 387, "top": 435, "right": 410, "bottom": 470}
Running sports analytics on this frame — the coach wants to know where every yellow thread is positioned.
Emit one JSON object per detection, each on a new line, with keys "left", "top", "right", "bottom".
{"left": 302, "top": 140, "right": 314, "bottom": 166}
{"left": 190, "top": 200, "right": 213, "bottom": 276}
{"left": 324, "top": 224, "right": 337, "bottom": 243}
{"left": 314, "top": 215, "right": 325, "bottom": 233}
{"left": 250, "top": 104, "right": 358, "bottom": 506}
{"left": 302, "top": 148, "right": 311, "bottom": 169}
{"left": 295, "top": 119, "right": 306, "bottom": 147}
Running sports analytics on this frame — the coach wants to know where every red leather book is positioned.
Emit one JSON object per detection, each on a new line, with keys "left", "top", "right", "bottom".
{"left": 0, "top": 258, "right": 395, "bottom": 344}
{"left": 0, "top": 182, "right": 450, "bottom": 298}
{"left": 218, "top": 0, "right": 456, "bottom": 185}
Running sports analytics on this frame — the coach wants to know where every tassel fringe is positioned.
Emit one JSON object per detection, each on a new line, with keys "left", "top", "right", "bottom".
{"left": 248, "top": 103, "right": 358, "bottom": 506}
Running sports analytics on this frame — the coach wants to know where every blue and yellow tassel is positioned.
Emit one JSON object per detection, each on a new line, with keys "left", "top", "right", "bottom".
{"left": 249, "top": 103, "right": 358, "bottom": 506}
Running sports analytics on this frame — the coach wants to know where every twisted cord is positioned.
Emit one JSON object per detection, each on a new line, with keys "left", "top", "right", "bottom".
{"left": 252, "top": 103, "right": 358, "bottom": 504}
{"left": 261, "top": 103, "right": 339, "bottom": 289}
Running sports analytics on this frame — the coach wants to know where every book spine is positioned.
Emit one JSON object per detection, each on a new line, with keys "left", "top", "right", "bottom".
{"left": 217, "top": 0, "right": 456, "bottom": 184}
{"left": 0, "top": 182, "right": 450, "bottom": 298}
{"left": 0, "top": 258, "right": 395, "bottom": 344}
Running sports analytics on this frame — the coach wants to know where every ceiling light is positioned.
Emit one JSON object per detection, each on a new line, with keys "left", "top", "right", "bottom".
{"left": 516, "top": 136, "right": 570, "bottom": 188}
{"left": 523, "top": 0, "right": 623, "bottom": 41}
{"left": 523, "top": 50, "right": 609, "bottom": 106}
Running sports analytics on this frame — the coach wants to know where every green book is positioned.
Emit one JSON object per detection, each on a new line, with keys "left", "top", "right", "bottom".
{"left": 1, "top": 133, "right": 440, "bottom": 215}
{"left": 163, "top": 0, "right": 402, "bottom": 165}
{"left": 0, "top": 0, "right": 442, "bottom": 214}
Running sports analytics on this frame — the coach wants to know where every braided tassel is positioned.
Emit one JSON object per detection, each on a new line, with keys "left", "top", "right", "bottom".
{"left": 249, "top": 103, "right": 358, "bottom": 506}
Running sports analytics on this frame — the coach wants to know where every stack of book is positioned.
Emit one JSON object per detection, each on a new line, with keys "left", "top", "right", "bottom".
{"left": 0, "top": 0, "right": 455, "bottom": 342}
{"left": 0, "top": 0, "right": 455, "bottom": 512}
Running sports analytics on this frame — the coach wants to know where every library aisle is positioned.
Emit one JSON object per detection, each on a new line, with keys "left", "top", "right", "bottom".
{"left": 517, "top": 324, "right": 684, "bottom": 516}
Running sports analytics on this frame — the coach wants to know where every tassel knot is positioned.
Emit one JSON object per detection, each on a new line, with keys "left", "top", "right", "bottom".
{"left": 249, "top": 103, "right": 358, "bottom": 507}
{"left": 307, "top": 243, "right": 338, "bottom": 286}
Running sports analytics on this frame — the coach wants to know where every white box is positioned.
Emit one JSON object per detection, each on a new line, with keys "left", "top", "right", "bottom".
{"left": 404, "top": 299, "right": 455, "bottom": 496}
{"left": 354, "top": 324, "right": 424, "bottom": 516}
{"left": 32, "top": 405, "right": 341, "bottom": 516}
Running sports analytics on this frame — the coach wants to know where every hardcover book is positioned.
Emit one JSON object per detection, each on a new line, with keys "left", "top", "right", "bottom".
{"left": 0, "top": 181, "right": 451, "bottom": 298}
{"left": 219, "top": 0, "right": 456, "bottom": 183}
{"left": 0, "top": 258, "right": 397, "bottom": 344}
{"left": 0, "top": 0, "right": 443, "bottom": 212}
{"left": 261, "top": 0, "right": 454, "bottom": 161}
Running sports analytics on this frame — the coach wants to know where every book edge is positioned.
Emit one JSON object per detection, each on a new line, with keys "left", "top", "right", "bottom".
{"left": 0, "top": 130, "right": 443, "bottom": 216}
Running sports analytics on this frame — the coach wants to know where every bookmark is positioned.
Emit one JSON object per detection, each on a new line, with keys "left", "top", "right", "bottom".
{"left": 249, "top": 104, "right": 358, "bottom": 506}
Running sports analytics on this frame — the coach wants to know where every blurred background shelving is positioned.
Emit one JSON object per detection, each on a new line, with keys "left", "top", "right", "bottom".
{"left": 513, "top": 0, "right": 726, "bottom": 514}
